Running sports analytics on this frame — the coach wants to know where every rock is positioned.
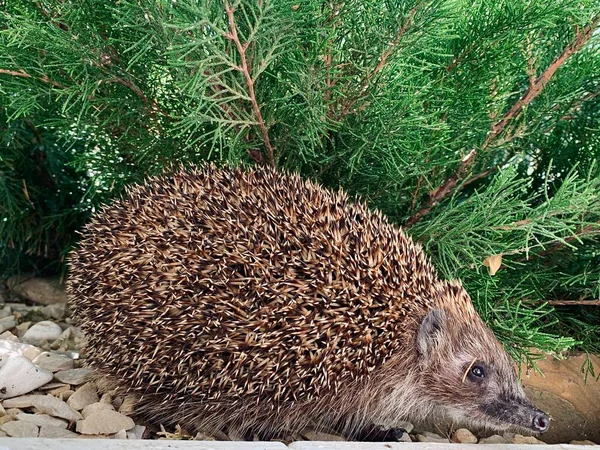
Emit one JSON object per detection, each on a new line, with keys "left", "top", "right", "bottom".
{"left": 112, "top": 428, "right": 128, "bottom": 439}
{"left": 15, "top": 412, "right": 68, "bottom": 428}
{"left": 82, "top": 401, "right": 115, "bottom": 419}
{"left": 127, "top": 424, "right": 146, "bottom": 439}
{"left": 118, "top": 395, "right": 137, "bottom": 414}
{"left": 0, "top": 419, "right": 39, "bottom": 437}
{"left": 67, "top": 382, "right": 99, "bottom": 411}
{"left": 512, "top": 434, "right": 546, "bottom": 444}
{"left": 0, "top": 416, "right": 12, "bottom": 426}
{"left": 54, "top": 368, "right": 92, "bottom": 385}
{"left": 0, "top": 316, "right": 16, "bottom": 333}
{"left": 39, "top": 424, "right": 79, "bottom": 438}
{"left": 0, "top": 403, "right": 5, "bottom": 415}
{"left": 0, "top": 339, "right": 41, "bottom": 362}
{"left": 3, "top": 394, "right": 81, "bottom": 422}
{"left": 0, "top": 331, "right": 17, "bottom": 341}
{"left": 452, "top": 428, "right": 478, "bottom": 444}
{"left": 570, "top": 440, "right": 598, "bottom": 445}
{"left": 22, "top": 321, "right": 63, "bottom": 343}
{"left": 415, "top": 431, "right": 449, "bottom": 443}
{"left": 33, "top": 352, "right": 74, "bottom": 372}
{"left": 42, "top": 303, "right": 68, "bottom": 320}
{"left": 76, "top": 409, "right": 135, "bottom": 435}
{"left": 21, "top": 346, "right": 42, "bottom": 361}
{"left": 0, "top": 355, "right": 53, "bottom": 398}
{"left": 301, "top": 430, "right": 346, "bottom": 441}
{"left": 6, "top": 276, "right": 67, "bottom": 306}
{"left": 521, "top": 353, "right": 600, "bottom": 444}
{"left": 479, "top": 435, "right": 510, "bottom": 444}
{"left": 0, "top": 306, "right": 11, "bottom": 319}
{"left": 15, "top": 321, "right": 30, "bottom": 338}
{"left": 47, "top": 384, "right": 72, "bottom": 397}
{"left": 5, "top": 408, "right": 21, "bottom": 418}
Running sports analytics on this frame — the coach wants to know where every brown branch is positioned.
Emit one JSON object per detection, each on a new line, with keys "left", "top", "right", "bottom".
{"left": 546, "top": 299, "right": 600, "bottom": 306}
{"left": 335, "top": 3, "right": 422, "bottom": 122}
{"left": 405, "top": 16, "right": 599, "bottom": 228}
{"left": 224, "top": 1, "right": 275, "bottom": 167}
{"left": 0, "top": 68, "right": 65, "bottom": 89}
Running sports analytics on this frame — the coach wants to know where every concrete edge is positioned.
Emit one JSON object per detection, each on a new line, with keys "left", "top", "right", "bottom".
{"left": 0, "top": 439, "right": 593, "bottom": 450}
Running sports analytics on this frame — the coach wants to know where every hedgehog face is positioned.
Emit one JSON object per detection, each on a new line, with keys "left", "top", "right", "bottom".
{"left": 416, "top": 309, "right": 550, "bottom": 434}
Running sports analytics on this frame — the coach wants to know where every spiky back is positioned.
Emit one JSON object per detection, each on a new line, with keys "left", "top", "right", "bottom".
{"left": 68, "top": 165, "right": 439, "bottom": 413}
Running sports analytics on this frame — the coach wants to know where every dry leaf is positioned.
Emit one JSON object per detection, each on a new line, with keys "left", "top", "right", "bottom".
{"left": 483, "top": 254, "right": 502, "bottom": 276}
{"left": 291, "top": 4, "right": 300, "bottom": 10}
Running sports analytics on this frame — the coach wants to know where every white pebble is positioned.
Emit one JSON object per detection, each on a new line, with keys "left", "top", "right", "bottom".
{"left": 33, "top": 352, "right": 74, "bottom": 372}
{"left": 0, "top": 355, "right": 53, "bottom": 398}
{"left": 0, "top": 339, "right": 41, "bottom": 362}
{"left": 22, "top": 321, "right": 63, "bottom": 343}
{"left": 54, "top": 367, "right": 92, "bottom": 385}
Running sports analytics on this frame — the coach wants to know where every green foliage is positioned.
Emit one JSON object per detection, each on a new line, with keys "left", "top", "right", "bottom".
{"left": 1, "top": 0, "right": 599, "bottom": 363}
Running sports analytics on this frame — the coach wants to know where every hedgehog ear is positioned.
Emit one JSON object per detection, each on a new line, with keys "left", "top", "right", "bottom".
{"left": 416, "top": 309, "right": 447, "bottom": 359}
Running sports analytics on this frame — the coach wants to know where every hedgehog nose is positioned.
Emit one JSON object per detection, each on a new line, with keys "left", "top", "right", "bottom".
{"left": 532, "top": 411, "right": 550, "bottom": 432}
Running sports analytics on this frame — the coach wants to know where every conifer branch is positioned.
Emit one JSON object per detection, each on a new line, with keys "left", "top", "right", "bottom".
{"left": 405, "top": 16, "right": 599, "bottom": 228}
{"left": 0, "top": 68, "right": 65, "bottom": 89}
{"left": 336, "top": 3, "right": 422, "bottom": 122}
{"left": 547, "top": 299, "right": 600, "bottom": 306}
{"left": 224, "top": 0, "right": 275, "bottom": 166}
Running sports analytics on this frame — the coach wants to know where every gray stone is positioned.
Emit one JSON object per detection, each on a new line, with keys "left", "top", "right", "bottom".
{"left": 415, "top": 431, "right": 449, "bottom": 443}
{"left": 112, "top": 428, "right": 128, "bottom": 439}
{"left": 0, "top": 419, "right": 39, "bottom": 437}
{"left": 7, "top": 276, "right": 67, "bottom": 306}
{"left": 301, "top": 430, "right": 346, "bottom": 441}
{"left": 0, "top": 306, "right": 11, "bottom": 319}
{"left": 38, "top": 424, "right": 79, "bottom": 438}
{"left": 15, "top": 412, "right": 68, "bottom": 428}
{"left": 127, "top": 424, "right": 146, "bottom": 439}
{"left": 82, "top": 401, "right": 115, "bottom": 419}
{"left": 54, "top": 368, "right": 92, "bottom": 385}
{"left": 22, "top": 321, "right": 63, "bottom": 343}
{"left": 76, "top": 409, "right": 135, "bottom": 435}
{"left": 67, "top": 382, "right": 99, "bottom": 411}
{"left": 3, "top": 394, "right": 81, "bottom": 422}
{"left": 479, "top": 434, "right": 510, "bottom": 444}
{"left": 41, "top": 303, "right": 68, "bottom": 320}
{"left": 0, "top": 316, "right": 16, "bottom": 333}
{"left": 33, "top": 352, "right": 74, "bottom": 372}
{"left": 512, "top": 433, "right": 546, "bottom": 444}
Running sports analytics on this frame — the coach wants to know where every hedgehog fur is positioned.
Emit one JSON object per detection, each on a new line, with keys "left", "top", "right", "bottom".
{"left": 68, "top": 164, "right": 549, "bottom": 439}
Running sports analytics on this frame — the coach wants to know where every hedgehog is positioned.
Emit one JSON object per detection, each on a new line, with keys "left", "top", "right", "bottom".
{"left": 67, "top": 164, "right": 550, "bottom": 440}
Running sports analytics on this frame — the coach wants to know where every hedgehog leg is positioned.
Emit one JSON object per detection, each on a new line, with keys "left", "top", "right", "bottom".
{"left": 348, "top": 424, "right": 407, "bottom": 442}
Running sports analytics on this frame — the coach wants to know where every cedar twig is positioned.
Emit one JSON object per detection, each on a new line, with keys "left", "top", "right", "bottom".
{"left": 224, "top": 1, "right": 275, "bottom": 166}
{"left": 547, "top": 299, "right": 600, "bottom": 306}
{"left": 0, "top": 68, "right": 66, "bottom": 89}
{"left": 335, "top": 3, "right": 422, "bottom": 122}
{"left": 405, "top": 17, "right": 599, "bottom": 228}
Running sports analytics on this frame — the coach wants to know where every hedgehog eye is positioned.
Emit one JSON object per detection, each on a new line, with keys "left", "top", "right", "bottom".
{"left": 467, "top": 364, "right": 486, "bottom": 381}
